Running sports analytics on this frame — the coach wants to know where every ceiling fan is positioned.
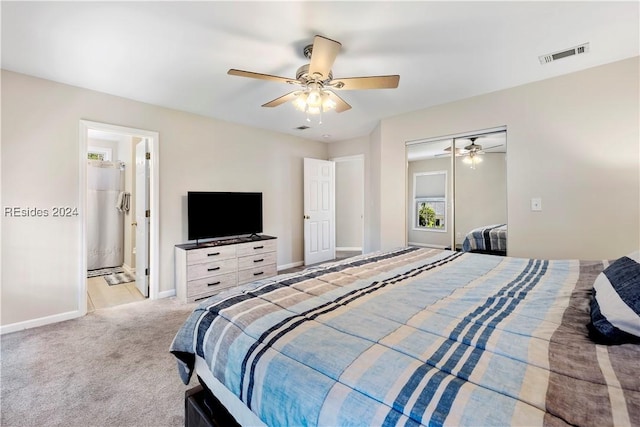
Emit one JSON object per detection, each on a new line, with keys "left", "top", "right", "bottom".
{"left": 442, "top": 137, "right": 502, "bottom": 156}
{"left": 227, "top": 35, "right": 400, "bottom": 115}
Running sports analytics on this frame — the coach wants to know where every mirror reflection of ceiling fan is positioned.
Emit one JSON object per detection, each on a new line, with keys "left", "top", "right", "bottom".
{"left": 437, "top": 136, "right": 502, "bottom": 168}
{"left": 227, "top": 35, "right": 400, "bottom": 117}
{"left": 442, "top": 137, "right": 501, "bottom": 156}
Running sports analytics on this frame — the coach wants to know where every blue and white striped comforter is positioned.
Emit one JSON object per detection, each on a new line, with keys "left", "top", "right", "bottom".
{"left": 462, "top": 224, "right": 507, "bottom": 255}
{"left": 171, "top": 247, "right": 639, "bottom": 426}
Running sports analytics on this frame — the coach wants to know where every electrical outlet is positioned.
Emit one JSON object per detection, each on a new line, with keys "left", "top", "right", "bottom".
{"left": 531, "top": 198, "right": 542, "bottom": 211}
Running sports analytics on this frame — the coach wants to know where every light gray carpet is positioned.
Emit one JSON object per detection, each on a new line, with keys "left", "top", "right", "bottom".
{"left": 1, "top": 297, "right": 198, "bottom": 427}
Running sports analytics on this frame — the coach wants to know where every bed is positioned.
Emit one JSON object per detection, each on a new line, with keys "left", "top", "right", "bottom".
{"left": 171, "top": 247, "right": 640, "bottom": 426}
{"left": 461, "top": 223, "right": 507, "bottom": 255}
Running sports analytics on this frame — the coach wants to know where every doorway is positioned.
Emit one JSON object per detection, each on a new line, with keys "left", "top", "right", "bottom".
{"left": 333, "top": 155, "right": 364, "bottom": 258}
{"left": 79, "top": 121, "right": 159, "bottom": 314}
{"left": 303, "top": 158, "right": 336, "bottom": 266}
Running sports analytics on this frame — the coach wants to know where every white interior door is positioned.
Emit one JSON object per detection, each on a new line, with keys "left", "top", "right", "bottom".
{"left": 135, "top": 139, "right": 150, "bottom": 297}
{"left": 304, "top": 158, "right": 335, "bottom": 265}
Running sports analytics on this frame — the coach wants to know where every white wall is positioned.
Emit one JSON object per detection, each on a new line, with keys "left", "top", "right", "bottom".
{"left": 1, "top": 70, "right": 328, "bottom": 329}
{"left": 376, "top": 57, "right": 640, "bottom": 259}
{"left": 88, "top": 137, "right": 118, "bottom": 160}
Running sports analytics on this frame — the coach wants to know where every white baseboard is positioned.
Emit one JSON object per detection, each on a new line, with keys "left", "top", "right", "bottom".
{"left": 0, "top": 309, "right": 83, "bottom": 335}
{"left": 122, "top": 263, "right": 135, "bottom": 274}
{"left": 408, "top": 242, "right": 448, "bottom": 249}
{"left": 158, "top": 289, "right": 176, "bottom": 299}
{"left": 336, "top": 247, "right": 363, "bottom": 252}
{"left": 278, "top": 261, "right": 304, "bottom": 271}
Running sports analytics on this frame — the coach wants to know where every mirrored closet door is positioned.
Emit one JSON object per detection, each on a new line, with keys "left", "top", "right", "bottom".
{"left": 406, "top": 128, "right": 507, "bottom": 254}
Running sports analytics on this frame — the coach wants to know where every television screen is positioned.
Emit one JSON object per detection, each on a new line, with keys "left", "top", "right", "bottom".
{"left": 187, "top": 192, "right": 263, "bottom": 241}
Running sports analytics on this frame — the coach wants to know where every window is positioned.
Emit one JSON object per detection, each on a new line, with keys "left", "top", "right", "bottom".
{"left": 87, "top": 146, "right": 112, "bottom": 161}
{"left": 413, "top": 171, "right": 447, "bottom": 232}
{"left": 416, "top": 197, "right": 446, "bottom": 229}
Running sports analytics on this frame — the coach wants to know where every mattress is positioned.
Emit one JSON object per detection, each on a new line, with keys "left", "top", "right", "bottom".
{"left": 461, "top": 223, "right": 507, "bottom": 255}
{"left": 195, "top": 355, "right": 266, "bottom": 426}
{"left": 171, "top": 247, "right": 639, "bottom": 426}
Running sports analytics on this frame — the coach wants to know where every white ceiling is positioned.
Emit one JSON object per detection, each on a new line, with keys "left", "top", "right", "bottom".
{"left": 2, "top": 1, "right": 638, "bottom": 143}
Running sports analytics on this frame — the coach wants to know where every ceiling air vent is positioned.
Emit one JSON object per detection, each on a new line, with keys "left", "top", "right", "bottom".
{"left": 539, "top": 43, "right": 589, "bottom": 65}
{"left": 295, "top": 125, "right": 310, "bottom": 130}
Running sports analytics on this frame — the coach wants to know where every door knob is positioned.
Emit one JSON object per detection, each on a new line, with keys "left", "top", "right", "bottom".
{"left": 304, "top": 215, "right": 310, "bottom": 220}
{"left": 132, "top": 222, "right": 138, "bottom": 226}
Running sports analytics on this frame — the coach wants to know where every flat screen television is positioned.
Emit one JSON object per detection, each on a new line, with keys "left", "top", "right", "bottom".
{"left": 187, "top": 191, "right": 263, "bottom": 241}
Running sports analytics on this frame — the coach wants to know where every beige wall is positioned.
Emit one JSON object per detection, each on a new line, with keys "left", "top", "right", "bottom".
{"left": 454, "top": 153, "right": 507, "bottom": 245}
{"left": 1, "top": 70, "right": 328, "bottom": 328}
{"left": 378, "top": 57, "right": 640, "bottom": 259}
{"left": 334, "top": 158, "right": 364, "bottom": 249}
{"left": 2, "top": 57, "right": 638, "bottom": 330}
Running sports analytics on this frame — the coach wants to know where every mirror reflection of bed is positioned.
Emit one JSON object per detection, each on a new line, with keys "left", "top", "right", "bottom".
{"left": 406, "top": 129, "right": 507, "bottom": 255}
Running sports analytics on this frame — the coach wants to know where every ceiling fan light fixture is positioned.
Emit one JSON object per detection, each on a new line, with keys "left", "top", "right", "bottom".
{"left": 293, "top": 93, "right": 308, "bottom": 111}
{"left": 462, "top": 153, "right": 483, "bottom": 169}
{"left": 292, "top": 86, "right": 336, "bottom": 115}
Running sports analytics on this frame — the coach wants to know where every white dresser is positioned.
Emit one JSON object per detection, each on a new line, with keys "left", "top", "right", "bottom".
{"left": 175, "top": 236, "right": 277, "bottom": 303}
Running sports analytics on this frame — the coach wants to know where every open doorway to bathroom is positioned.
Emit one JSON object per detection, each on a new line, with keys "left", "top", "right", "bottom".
{"left": 79, "top": 121, "right": 159, "bottom": 313}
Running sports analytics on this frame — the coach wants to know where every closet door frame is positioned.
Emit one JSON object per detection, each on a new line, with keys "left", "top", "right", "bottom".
{"left": 405, "top": 125, "right": 507, "bottom": 251}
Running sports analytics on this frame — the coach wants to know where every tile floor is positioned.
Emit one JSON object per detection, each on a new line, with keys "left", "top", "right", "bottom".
{"left": 86, "top": 275, "right": 145, "bottom": 312}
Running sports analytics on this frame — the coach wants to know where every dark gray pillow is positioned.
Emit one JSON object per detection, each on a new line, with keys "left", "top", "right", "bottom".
{"left": 589, "top": 251, "right": 640, "bottom": 344}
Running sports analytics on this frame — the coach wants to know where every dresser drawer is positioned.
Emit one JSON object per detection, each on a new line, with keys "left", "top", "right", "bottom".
{"left": 187, "top": 245, "right": 237, "bottom": 265}
{"left": 238, "top": 251, "right": 277, "bottom": 271}
{"left": 187, "top": 272, "right": 237, "bottom": 298}
{"left": 176, "top": 236, "right": 277, "bottom": 303}
{"left": 187, "top": 258, "right": 238, "bottom": 280}
{"left": 238, "top": 264, "right": 277, "bottom": 285}
{"left": 236, "top": 240, "right": 277, "bottom": 257}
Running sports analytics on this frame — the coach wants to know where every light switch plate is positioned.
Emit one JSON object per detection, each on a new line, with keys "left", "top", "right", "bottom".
{"left": 531, "top": 197, "right": 542, "bottom": 211}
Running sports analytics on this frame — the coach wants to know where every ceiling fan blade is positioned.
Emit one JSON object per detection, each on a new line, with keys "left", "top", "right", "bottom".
{"left": 262, "top": 91, "right": 299, "bottom": 108}
{"left": 444, "top": 146, "right": 468, "bottom": 154}
{"left": 332, "top": 75, "right": 400, "bottom": 90}
{"left": 327, "top": 91, "right": 351, "bottom": 113}
{"left": 308, "top": 35, "right": 341, "bottom": 80}
{"left": 228, "top": 69, "right": 297, "bottom": 85}
{"left": 479, "top": 144, "right": 503, "bottom": 151}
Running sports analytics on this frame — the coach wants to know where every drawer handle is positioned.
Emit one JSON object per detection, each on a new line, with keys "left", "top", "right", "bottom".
{"left": 253, "top": 271, "right": 264, "bottom": 276}
{"left": 253, "top": 246, "right": 264, "bottom": 250}
{"left": 253, "top": 258, "right": 264, "bottom": 263}
{"left": 208, "top": 252, "right": 220, "bottom": 256}
{"left": 207, "top": 281, "right": 221, "bottom": 287}
{"left": 207, "top": 267, "right": 221, "bottom": 272}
